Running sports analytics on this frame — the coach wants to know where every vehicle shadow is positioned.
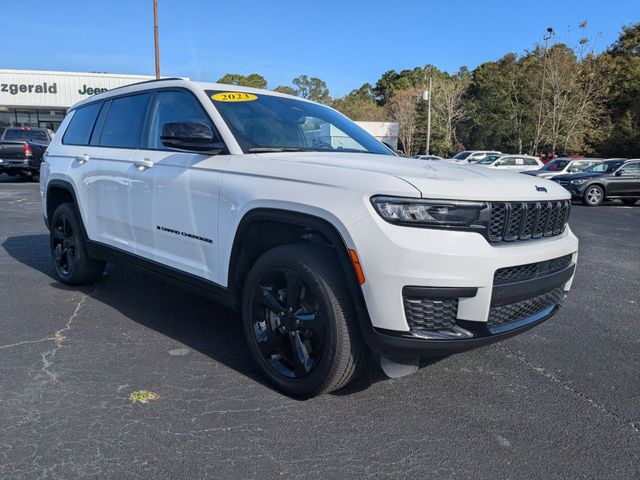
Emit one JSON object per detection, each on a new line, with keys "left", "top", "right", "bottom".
{"left": 3, "top": 233, "right": 415, "bottom": 397}
{"left": 0, "top": 173, "right": 34, "bottom": 184}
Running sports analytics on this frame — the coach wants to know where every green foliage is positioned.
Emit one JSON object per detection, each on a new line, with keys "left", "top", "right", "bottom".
{"left": 217, "top": 73, "right": 267, "bottom": 89}
{"left": 331, "top": 84, "right": 384, "bottom": 121}
{"left": 292, "top": 75, "right": 331, "bottom": 104}
{"left": 273, "top": 85, "right": 297, "bottom": 96}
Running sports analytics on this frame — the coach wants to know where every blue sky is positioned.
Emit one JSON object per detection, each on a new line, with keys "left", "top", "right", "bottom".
{"left": 0, "top": 1, "right": 636, "bottom": 97}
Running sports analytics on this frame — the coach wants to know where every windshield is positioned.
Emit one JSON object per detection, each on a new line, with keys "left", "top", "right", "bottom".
{"left": 585, "top": 161, "right": 624, "bottom": 174}
{"left": 3, "top": 129, "right": 48, "bottom": 143}
{"left": 452, "top": 151, "right": 472, "bottom": 160}
{"left": 541, "top": 159, "right": 569, "bottom": 171}
{"left": 208, "top": 91, "right": 392, "bottom": 155}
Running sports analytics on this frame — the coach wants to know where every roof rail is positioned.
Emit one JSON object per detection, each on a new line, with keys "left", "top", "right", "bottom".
{"left": 105, "top": 76, "right": 186, "bottom": 93}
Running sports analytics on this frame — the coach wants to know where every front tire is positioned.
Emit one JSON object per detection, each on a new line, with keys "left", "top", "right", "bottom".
{"left": 621, "top": 198, "right": 638, "bottom": 206}
{"left": 241, "top": 244, "right": 368, "bottom": 398}
{"left": 582, "top": 185, "right": 604, "bottom": 206}
{"left": 50, "top": 203, "right": 105, "bottom": 285}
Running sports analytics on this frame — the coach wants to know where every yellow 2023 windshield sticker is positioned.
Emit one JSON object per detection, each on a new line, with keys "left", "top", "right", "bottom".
{"left": 211, "top": 92, "right": 257, "bottom": 102}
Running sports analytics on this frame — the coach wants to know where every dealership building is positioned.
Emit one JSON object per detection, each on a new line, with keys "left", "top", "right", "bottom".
{"left": 0, "top": 69, "right": 155, "bottom": 135}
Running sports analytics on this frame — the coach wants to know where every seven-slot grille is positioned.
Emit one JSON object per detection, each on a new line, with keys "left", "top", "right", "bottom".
{"left": 488, "top": 201, "right": 570, "bottom": 243}
{"left": 488, "top": 288, "right": 565, "bottom": 328}
{"left": 493, "top": 254, "right": 573, "bottom": 284}
{"left": 403, "top": 297, "right": 458, "bottom": 331}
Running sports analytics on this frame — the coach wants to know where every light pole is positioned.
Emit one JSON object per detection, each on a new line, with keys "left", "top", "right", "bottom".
{"left": 423, "top": 77, "right": 432, "bottom": 155}
{"left": 533, "top": 27, "right": 553, "bottom": 156}
{"left": 153, "top": 0, "right": 160, "bottom": 79}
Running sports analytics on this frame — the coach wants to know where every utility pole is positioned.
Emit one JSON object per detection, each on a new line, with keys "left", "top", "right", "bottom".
{"left": 153, "top": 0, "right": 160, "bottom": 79}
{"left": 423, "top": 77, "right": 432, "bottom": 155}
{"left": 533, "top": 27, "right": 553, "bottom": 156}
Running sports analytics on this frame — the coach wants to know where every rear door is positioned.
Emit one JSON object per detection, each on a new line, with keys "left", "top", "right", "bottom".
{"left": 129, "top": 89, "right": 229, "bottom": 283}
{"left": 77, "top": 93, "right": 152, "bottom": 251}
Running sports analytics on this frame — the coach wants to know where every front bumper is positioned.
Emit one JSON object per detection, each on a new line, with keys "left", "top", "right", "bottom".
{"left": 554, "top": 180, "right": 586, "bottom": 197}
{"left": 348, "top": 212, "right": 579, "bottom": 357}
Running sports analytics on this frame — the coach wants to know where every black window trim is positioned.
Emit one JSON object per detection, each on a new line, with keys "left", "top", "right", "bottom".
{"left": 61, "top": 86, "right": 228, "bottom": 154}
{"left": 140, "top": 86, "right": 228, "bottom": 154}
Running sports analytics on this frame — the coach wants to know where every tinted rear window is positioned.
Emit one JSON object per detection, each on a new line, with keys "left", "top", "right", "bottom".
{"left": 100, "top": 94, "right": 150, "bottom": 148}
{"left": 63, "top": 103, "right": 102, "bottom": 145}
{"left": 4, "top": 129, "right": 49, "bottom": 143}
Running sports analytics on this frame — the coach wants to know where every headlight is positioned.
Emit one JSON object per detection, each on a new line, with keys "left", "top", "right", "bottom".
{"left": 571, "top": 179, "right": 586, "bottom": 185}
{"left": 371, "top": 196, "right": 487, "bottom": 227}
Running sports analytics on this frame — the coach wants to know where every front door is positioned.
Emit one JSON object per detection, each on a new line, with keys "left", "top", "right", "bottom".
{"left": 129, "top": 89, "right": 229, "bottom": 284}
{"left": 608, "top": 161, "right": 640, "bottom": 196}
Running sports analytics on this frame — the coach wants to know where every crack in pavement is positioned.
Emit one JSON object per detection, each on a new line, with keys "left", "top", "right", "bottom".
{"left": 39, "top": 293, "right": 92, "bottom": 383}
{"left": 495, "top": 345, "right": 640, "bottom": 435}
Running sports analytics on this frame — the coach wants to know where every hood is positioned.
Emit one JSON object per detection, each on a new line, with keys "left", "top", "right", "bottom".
{"left": 553, "top": 172, "right": 605, "bottom": 181}
{"left": 254, "top": 152, "right": 570, "bottom": 201}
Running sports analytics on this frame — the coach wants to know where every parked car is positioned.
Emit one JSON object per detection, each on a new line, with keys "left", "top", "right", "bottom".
{"left": 521, "top": 158, "right": 602, "bottom": 179}
{"left": 475, "top": 154, "right": 543, "bottom": 172}
{"left": 451, "top": 150, "right": 501, "bottom": 163}
{"left": 413, "top": 154, "right": 444, "bottom": 161}
{"left": 0, "top": 127, "right": 54, "bottom": 181}
{"left": 553, "top": 159, "right": 640, "bottom": 206}
{"left": 41, "top": 78, "right": 578, "bottom": 397}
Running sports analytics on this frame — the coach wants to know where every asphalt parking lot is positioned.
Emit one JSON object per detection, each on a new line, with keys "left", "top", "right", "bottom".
{"left": 0, "top": 174, "right": 638, "bottom": 479}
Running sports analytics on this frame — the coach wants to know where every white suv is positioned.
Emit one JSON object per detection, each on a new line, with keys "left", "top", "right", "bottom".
{"left": 40, "top": 79, "right": 579, "bottom": 397}
{"left": 451, "top": 150, "right": 502, "bottom": 163}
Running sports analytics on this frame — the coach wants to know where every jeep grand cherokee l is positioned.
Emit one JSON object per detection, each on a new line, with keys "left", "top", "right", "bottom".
{"left": 40, "top": 79, "right": 579, "bottom": 397}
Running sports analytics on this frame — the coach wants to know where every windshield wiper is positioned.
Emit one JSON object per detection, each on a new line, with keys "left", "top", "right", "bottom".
{"left": 247, "top": 147, "right": 311, "bottom": 153}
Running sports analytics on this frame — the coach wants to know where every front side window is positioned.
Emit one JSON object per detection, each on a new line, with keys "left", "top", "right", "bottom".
{"left": 62, "top": 103, "right": 102, "bottom": 146}
{"left": 587, "top": 161, "right": 623, "bottom": 174}
{"left": 208, "top": 91, "right": 392, "bottom": 155}
{"left": 619, "top": 162, "right": 640, "bottom": 175}
{"left": 453, "top": 151, "right": 472, "bottom": 160}
{"left": 100, "top": 94, "right": 150, "bottom": 148}
{"left": 147, "top": 90, "right": 220, "bottom": 149}
{"left": 477, "top": 155, "right": 500, "bottom": 165}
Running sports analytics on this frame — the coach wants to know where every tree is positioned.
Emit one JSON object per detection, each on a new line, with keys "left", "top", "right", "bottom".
{"left": 331, "top": 83, "right": 385, "bottom": 121}
{"left": 273, "top": 85, "right": 297, "bottom": 96}
{"left": 386, "top": 87, "right": 422, "bottom": 156}
{"left": 292, "top": 75, "right": 331, "bottom": 104}
{"left": 431, "top": 72, "right": 469, "bottom": 155}
{"left": 217, "top": 73, "right": 267, "bottom": 89}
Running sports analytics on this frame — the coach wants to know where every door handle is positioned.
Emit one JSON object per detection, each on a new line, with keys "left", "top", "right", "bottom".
{"left": 75, "top": 153, "right": 90, "bottom": 164}
{"left": 134, "top": 158, "right": 154, "bottom": 170}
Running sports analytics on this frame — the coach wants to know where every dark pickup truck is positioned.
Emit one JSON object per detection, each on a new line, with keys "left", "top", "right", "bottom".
{"left": 0, "top": 127, "right": 54, "bottom": 181}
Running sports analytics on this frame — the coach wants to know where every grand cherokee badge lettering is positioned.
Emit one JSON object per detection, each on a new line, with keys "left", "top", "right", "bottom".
{"left": 156, "top": 226, "right": 213, "bottom": 244}
{"left": 535, "top": 185, "right": 548, "bottom": 193}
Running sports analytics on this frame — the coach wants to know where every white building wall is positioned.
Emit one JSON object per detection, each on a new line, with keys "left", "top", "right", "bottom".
{"left": 0, "top": 69, "right": 156, "bottom": 109}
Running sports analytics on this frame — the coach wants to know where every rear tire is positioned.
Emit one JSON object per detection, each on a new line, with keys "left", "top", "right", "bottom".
{"left": 621, "top": 198, "right": 638, "bottom": 206}
{"left": 582, "top": 185, "right": 604, "bottom": 206}
{"left": 50, "top": 203, "right": 105, "bottom": 285}
{"left": 241, "top": 244, "right": 368, "bottom": 398}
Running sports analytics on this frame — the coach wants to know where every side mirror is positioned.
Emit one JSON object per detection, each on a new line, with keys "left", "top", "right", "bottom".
{"left": 615, "top": 170, "right": 624, "bottom": 176}
{"left": 161, "top": 122, "right": 224, "bottom": 153}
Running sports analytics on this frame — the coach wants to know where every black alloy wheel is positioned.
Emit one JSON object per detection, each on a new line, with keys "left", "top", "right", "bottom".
{"left": 49, "top": 203, "right": 105, "bottom": 285}
{"left": 241, "top": 244, "right": 368, "bottom": 398}
{"left": 52, "top": 213, "right": 77, "bottom": 277}
{"left": 250, "top": 268, "right": 325, "bottom": 379}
